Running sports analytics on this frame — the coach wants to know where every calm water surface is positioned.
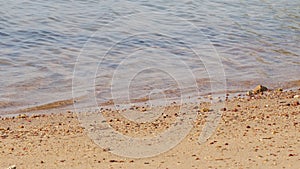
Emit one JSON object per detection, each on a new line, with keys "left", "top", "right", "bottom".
{"left": 0, "top": 0, "right": 299, "bottom": 114}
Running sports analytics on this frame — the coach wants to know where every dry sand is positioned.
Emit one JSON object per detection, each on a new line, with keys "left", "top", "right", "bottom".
{"left": 0, "top": 88, "right": 300, "bottom": 169}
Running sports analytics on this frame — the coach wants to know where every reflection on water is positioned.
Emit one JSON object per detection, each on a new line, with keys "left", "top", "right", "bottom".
{"left": 0, "top": 0, "right": 299, "bottom": 114}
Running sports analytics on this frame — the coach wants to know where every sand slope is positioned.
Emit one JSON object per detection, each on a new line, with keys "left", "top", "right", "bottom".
{"left": 1, "top": 89, "right": 299, "bottom": 169}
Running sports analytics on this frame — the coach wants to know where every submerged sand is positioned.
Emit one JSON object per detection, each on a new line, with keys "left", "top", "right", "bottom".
{"left": 0, "top": 89, "right": 299, "bottom": 169}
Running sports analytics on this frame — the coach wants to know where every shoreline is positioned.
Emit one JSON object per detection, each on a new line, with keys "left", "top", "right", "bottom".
{"left": 1, "top": 87, "right": 300, "bottom": 168}
{"left": 1, "top": 79, "right": 300, "bottom": 117}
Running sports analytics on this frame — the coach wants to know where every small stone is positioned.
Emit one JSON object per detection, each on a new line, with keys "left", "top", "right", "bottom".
{"left": 253, "top": 85, "right": 268, "bottom": 94}
{"left": 246, "top": 91, "right": 254, "bottom": 96}
{"left": 291, "top": 101, "right": 299, "bottom": 106}
{"left": 7, "top": 165, "right": 16, "bottom": 169}
{"left": 293, "top": 95, "right": 300, "bottom": 98}
{"left": 220, "top": 108, "right": 226, "bottom": 111}
{"left": 201, "top": 108, "right": 210, "bottom": 112}
{"left": 210, "top": 140, "right": 217, "bottom": 144}
{"left": 102, "top": 148, "right": 111, "bottom": 152}
{"left": 276, "top": 88, "right": 283, "bottom": 92}
{"left": 1, "top": 135, "right": 8, "bottom": 139}
{"left": 18, "top": 114, "right": 28, "bottom": 118}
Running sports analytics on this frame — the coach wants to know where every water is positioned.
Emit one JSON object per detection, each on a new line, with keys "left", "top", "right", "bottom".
{"left": 0, "top": 0, "right": 299, "bottom": 115}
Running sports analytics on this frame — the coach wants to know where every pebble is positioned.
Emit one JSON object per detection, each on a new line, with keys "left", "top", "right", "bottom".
{"left": 18, "top": 114, "right": 28, "bottom": 119}
{"left": 220, "top": 108, "right": 227, "bottom": 111}
{"left": 102, "top": 148, "right": 111, "bottom": 152}
{"left": 7, "top": 165, "right": 16, "bottom": 169}
{"left": 291, "top": 101, "right": 299, "bottom": 106}
{"left": 246, "top": 91, "right": 254, "bottom": 96}
{"left": 276, "top": 88, "right": 283, "bottom": 92}
{"left": 201, "top": 108, "right": 210, "bottom": 112}
{"left": 253, "top": 85, "right": 268, "bottom": 94}
{"left": 293, "top": 95, "right": 300, "bottom": 98}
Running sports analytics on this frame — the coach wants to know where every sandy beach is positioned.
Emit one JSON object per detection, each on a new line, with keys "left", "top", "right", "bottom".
{"left": 1, "top": 87, "right": 299, "bottom": 169}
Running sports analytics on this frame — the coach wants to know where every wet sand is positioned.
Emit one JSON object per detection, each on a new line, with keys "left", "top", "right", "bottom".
{"left": 0, "top": 88, "right": 299, "bottom": 169}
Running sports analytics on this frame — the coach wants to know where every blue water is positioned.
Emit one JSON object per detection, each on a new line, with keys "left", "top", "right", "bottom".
{"left": 0, "top": 0, "right": 299, "bottom": 114}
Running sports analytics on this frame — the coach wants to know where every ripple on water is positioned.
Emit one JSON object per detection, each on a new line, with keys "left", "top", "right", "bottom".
{"left": 0, "top": 0, "right": 299, "bottom": 114}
